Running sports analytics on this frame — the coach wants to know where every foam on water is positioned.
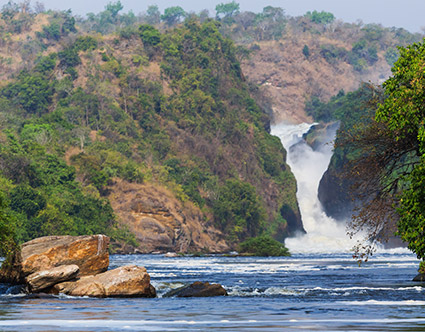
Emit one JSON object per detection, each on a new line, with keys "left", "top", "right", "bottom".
{"left": 341, "top": 300, "right": 425, "bottom": 306}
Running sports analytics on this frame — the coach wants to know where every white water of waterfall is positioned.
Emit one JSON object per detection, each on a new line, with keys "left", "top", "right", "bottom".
{"left": 271, "top": 122, "right": 364, "bottom": 254}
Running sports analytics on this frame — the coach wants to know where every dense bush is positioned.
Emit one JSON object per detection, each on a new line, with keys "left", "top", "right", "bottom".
{"left": 238, "top": 235, "right": 290, "bottom": 256}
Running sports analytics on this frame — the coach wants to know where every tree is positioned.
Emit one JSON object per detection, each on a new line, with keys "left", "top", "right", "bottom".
{"left": 105, "top": 1, "right": 123, "bottom": 20}
{"left": 374, "top": 40, "right": 425, "bottom": 261}
{"left": 254, "top": 6, "right": 286, "bottom": 40}
{"left": 0, "top": 191, "right": 17, "bottom": 258}
{"left": 161, "top": 6, "right": 186, "bottom": 26}
{"left": 139, "top": 24, "right": 161, "bottom": 46}
{"left": 343, "top": 40, "right": 425, "bottom": 261}
{"left": 305, "top": 10, "right": 335, "bottom": 25}
{"left": 146, "top": 5, "right": 160, "bottom": 25}
{"left": 215, "top": 1, "right": 240, "bottom": 21}
{"left": 302, "top": 45, "right": 310, "bottom": 59}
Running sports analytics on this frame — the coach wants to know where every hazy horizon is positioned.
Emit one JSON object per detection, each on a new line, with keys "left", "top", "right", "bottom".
{"left": 0, "top": 0, "right": 424, "bottom": 33}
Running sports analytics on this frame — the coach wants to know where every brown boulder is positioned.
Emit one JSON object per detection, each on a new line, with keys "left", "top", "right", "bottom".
{"left": 26, "top": 265, "right": 79, "bottom": 292}
{"left": 53, "top": 265, "right": 156, "bottom": 298}
{"left": 0, "top": 235, "right": 109, "bottom": 283}
{"left": 164, "top": 281, "right": 227, "bottom": 297}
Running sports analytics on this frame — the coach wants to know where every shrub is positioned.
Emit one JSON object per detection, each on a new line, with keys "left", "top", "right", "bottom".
{"left": 238, "top": 235, "right": 290, "bottom": 256}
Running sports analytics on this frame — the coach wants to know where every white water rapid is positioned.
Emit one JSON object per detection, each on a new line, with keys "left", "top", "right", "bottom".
{"left": 271, "top": 122, "right": 364, "bottom": 254}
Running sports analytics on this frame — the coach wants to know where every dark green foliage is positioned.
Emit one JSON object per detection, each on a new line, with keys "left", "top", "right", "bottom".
{"left": 305, "top": 85, "right": 374, "bottom": 126}
{"left": 397, "top": 161, "right": 425, "bottom": 259}
{"left": 105, "top": 1, "right": 123, "bottom": 19}
{"left": 238, "top": 235, "right": 290, "bottom": 256}
{"left": 161, "top": 6, "right": 186, "bottom": 26}
{"left": 34, "top": 54, "right": 58, "bottom": 74}
{"left": 9, "top": 185, "right": 46, "bottom": 219}
{"left": 320, "top": 44, "right": 347, "bottom": 64}
{"left": 215, "top": 1, "right": 240, "bottom": 21}
{"left": 374, "top": 39, "right": 425, "bottom": 261}
{"left": 349, "top": 40, "right": 378, "bottom": 68}
{"left": 139, "top": 24, "right": 161, "bottom": 46}
{"left": 305, "top": 10, "right": 335, "bottom": 25}
{"left": 164, "top": 158, "right": 208, "bottom": 207}
{"left": 302, "top": 45, "right": 310, "bottom": 59}
{"left": 213, "top": 179, "right": 265, "bottom": 241}
{"left": 38, "top": 11, "right": 77, "bottom": 42}
{"left": 2, "top": 70, "right": 55, "bottom": 114}
{"left": 58, "top": 47, "right": 81, "bottom": 69}
{"left": 73, "top": 36, "right": 98, "bottom": 51}
{"left": 0, "top": 191, "right": 17, "bottom": 258}
{"left": 42, "top": 22, "right": 61, "bottom": 41}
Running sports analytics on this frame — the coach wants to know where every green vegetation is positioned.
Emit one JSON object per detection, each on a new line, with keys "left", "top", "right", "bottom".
{"left": 0, "top": 4, "right": 301, "bottom": 254}
{"left": 305, "top": 10, "right": 335, "bottom": 25}
{"left": 215, "top": 1, "right": 240, "bottom": 21}
{"left": 375, "top": 40, "right": 425, "bottom": 260}
{"left": 310, "top": 39, "right": 425, "bottom": 265}
{"left": 0, "top": 192, "right": 17, "bottom": 259}
{"left": 213, "top": 179, "right": 265, "bottom": 242}
{"left": 238, "top": 235, "right": 290, "bottom": 256}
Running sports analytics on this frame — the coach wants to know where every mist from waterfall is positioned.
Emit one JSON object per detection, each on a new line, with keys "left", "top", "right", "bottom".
{"left": 271, "top": 123, "right": 364, "bottom": 254}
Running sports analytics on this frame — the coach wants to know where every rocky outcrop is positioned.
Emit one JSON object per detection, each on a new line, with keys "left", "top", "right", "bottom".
{"left": 164, "top": 281, "right": 228, "bottom": 297}
{"left": 0, "top": 235, "right": 109, "bottom": 283}
{"left": 26, "top": 265, "right": 79, "bottom": 292}
{"left": 53, "top": 265, "right": 156, "bottom": 298}
{"left": 108, "top": 180, "right": 230, "bottom": 254}
{"left": 0, "top": 235, "right": 156, "bottom": 298}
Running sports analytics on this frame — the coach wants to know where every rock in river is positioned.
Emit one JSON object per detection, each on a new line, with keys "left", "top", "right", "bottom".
{"left": 26, "top": 264, "right": 80, "bottom": 293}
{"left": 0, "top": 235, "right": 109, "bottom": 283}
{"left": 53, "top": 265, "right": 156, "bottom": 298}
{"left": 164, "top": 281, "right": 227, "bottom": 297}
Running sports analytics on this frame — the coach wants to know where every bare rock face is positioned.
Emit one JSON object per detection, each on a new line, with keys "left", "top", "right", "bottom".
{"left": 0, "top": 235, "right": 109, "bottom": 283}
{"left": 108, "top": 180, "right": 230, "bottom": 254}
{"left": 163, "top": 281, "right": 227, "bottom": 297}
{"left": 26, "top": 265, "right": 79, "bottom": 292}
{"left": 53, "top": 265, "right": 156, "bottom": 298}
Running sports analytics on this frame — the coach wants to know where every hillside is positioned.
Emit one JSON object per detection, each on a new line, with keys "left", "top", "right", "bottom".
{"left": 0, "top": 7, "right": 302, "bottom": 254}
{"left": 226, "top": 10, "right": 422, "bottom": 123}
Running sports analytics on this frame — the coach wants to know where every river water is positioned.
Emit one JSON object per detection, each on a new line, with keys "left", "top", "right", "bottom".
{"left": 0, "top": 251, "right": 423, "bottom": 331}
{"left": 1, "top": 123, "right": 423, "bottom": 331}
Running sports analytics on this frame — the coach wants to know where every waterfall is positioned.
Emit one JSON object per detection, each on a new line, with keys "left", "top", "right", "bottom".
{"left": 271, "top": 122, "right": 363, "bottom": 254}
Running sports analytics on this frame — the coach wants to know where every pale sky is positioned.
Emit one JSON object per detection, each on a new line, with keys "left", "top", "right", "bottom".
{"left": 2, "top": 0, "right": 425, "bottom": 33}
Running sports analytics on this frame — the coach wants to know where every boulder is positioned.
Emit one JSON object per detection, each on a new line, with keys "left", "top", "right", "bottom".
{"left": 164, "top": 281, "right": 227, "bottom": 297}
{"left": 413, "top": 273, "right": 425, "bottom": 282}
{"left": 53, "top": 265, "right": 156, "bottom": 298}
{"left": 0, "top": 235, "right": 109, "bottom": 283}
{"left": 26, "top": 265, "right": 79, "bottom": 292}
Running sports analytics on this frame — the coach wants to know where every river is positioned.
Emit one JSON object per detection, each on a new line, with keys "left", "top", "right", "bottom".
{"left": 0, "top": 251, "right": 423, "bottom": 331}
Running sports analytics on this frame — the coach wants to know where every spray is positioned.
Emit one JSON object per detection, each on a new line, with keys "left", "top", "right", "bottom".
{"left": 272, "top": 123, "right": 363, "bottom": 253}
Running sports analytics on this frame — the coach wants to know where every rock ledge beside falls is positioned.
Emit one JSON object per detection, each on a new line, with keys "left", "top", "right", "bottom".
{"left": 0, "top": 235, "right": 156, "bottom": 298}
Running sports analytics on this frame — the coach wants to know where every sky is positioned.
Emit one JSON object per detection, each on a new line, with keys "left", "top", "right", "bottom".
{"left": 2, "top": 0, "right": 425, "bottom": 33}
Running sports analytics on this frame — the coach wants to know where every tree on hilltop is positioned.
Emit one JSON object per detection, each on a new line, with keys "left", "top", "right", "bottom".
{"left": 215, "top": 1, "right": 240, "bottom": 21}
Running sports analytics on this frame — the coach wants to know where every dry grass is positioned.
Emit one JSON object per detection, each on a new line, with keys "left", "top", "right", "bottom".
{"left": 242, "top": 35, "right": 392, "bottom": 124}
